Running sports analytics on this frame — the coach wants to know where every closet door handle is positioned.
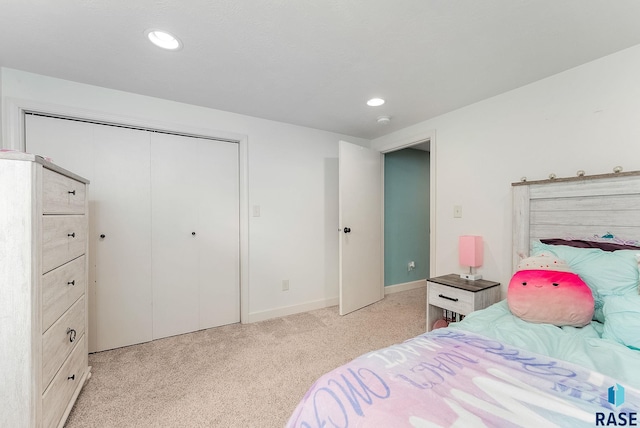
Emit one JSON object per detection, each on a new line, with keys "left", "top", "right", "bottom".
{"left": 67, "top": 280, "right": 75, "bottom": 286}
{"left": 438, "top": 294, "right": 459, "bottom": 302}
{"left": 68, "top": 232, "right": 76, "bottom": 238}
{"left": 68, "top": 374, "right": 76, "bottom": 381}
{"left": 68, "top": 190, "right": 76, "bottom": 195}
{"left": 192, "top": 232, "right": 196, "bottom": 236}
{"left": 100, "top": 234, "right": 106, "bottom": 239}
{"left": 343, "top": 227, "right": 351, "bottom": 234}
{"left": 66, "top": 328, "right": 77, "bottom": 343}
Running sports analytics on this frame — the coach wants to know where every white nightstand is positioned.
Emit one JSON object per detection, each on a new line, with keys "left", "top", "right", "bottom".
{"left": 426, "top": 274, "right": 501, "bottom": 331}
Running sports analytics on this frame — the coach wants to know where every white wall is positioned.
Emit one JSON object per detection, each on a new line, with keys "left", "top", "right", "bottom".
{"left": 5, "top": 41, "right": 640, "bottom": 317}
{"left": 373, "top": 44, "right": 640, "bottom": 294}
{"left": 0, "top": 68, "right": 369, "bottom": 321}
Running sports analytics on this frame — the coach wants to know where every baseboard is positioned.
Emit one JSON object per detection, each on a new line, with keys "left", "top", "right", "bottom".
{"left": 384, "top": 279, "right": 427, "bottom": 295}
{"left": 247, "top": 296, "right": 339, "bottom": 323}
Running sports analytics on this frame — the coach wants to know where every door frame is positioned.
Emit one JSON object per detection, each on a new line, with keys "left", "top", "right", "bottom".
{"left": 373, "top": 130, "right": 437, "bottom": 281}
{"left": 4, "top": 97, "right": 250, "bottom": 324}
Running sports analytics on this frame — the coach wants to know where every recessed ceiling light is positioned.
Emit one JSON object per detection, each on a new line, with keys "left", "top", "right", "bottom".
{"left": 145, "top": 29, "right": 183, "bottom": 51}
{"left": 367, "top": 98, "right": 385, "bottom": 107}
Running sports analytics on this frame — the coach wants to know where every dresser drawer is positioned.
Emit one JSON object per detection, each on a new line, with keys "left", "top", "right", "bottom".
{"left": 42, "top": 255, "right": 86, "bottom": 333}
{"left": 42, "top": 215, "right": 87, "bottom": 273}
{"left": 428, "top": 282, "right": 474, "bottom": 315}
{"left": 42, "top": 168, "right": 86, "bottom": 214}
{"left": 42, "top": 335, "right": 87, "bottom": 428}
{"left": 42, "top": 296, "right": 85, "bottom": 391}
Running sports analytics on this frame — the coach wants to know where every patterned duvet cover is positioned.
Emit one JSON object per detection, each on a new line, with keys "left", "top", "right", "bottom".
{"left": 286, "top": 328, "right": 639, "bottom": 427}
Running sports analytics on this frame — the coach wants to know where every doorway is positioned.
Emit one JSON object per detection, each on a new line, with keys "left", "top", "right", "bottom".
{"left": 384, "top": 145, "right": 430, "bottom": 289}
{"left": 338, "top": 134, "right": 434, "bottom": 316}
{"left": 379, "top": 134, "right": 435, "bottom": 290}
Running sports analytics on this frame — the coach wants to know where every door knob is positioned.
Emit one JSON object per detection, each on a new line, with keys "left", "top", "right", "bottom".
{"left": 343, "top": 227, "right": 351, "bottom": 234}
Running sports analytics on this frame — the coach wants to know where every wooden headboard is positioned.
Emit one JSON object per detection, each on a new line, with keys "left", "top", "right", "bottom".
{"left": 512, "top": 170, "right": 640, "bottom": 272}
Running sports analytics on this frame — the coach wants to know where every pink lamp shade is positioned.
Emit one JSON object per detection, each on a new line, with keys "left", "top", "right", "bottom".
{"left": 459, "top": 235, "right": 483, "bottom": 268}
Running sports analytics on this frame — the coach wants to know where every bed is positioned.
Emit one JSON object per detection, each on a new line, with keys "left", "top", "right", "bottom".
{"left": 286, "top": 170, "right": 640, "bottom": 427}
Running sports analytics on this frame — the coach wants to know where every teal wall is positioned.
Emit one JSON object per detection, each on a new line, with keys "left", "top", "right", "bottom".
{"left": 384, "top": 148, "right": 430, "bottom": 286}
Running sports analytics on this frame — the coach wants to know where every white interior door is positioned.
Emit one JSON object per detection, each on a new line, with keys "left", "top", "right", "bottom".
{"left": 151, "top": 133, "right": 240, "bottom": 340}
{"left": 339, "top": 140, "right": 383, "bottom": 315}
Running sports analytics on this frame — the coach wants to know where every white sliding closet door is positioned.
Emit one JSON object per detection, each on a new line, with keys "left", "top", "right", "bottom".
{"left": 25, "top": 116, "right": 96, "bottom": 348}
{"left": 91, "top": 126, "right": 152, "bottom": 351}
{"left": 25, "top": 115, "right": 153, "bottom": 352}
{"left": 26, "top": 114, "right": 240, "bottom": 352}
{"left": 150, "top": 133, "right": 240, "bottom": 340}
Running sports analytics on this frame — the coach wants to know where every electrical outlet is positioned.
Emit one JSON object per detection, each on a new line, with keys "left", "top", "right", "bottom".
{"left": 282, "top": 280, "right": 289, "bottom": 291}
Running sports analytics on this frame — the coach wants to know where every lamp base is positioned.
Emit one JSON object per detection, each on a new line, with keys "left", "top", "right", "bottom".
{"left": 460, "top": 273, "right": 483, "bottom": 281}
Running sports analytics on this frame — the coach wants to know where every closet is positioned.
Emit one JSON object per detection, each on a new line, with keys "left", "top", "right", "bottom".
{"left": 25, "top": 114, "right": 240, "bottom": 352}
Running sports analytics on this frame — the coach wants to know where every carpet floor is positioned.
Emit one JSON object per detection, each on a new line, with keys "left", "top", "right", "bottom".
{"left": 66, "top": 287, "right": 426, "bottom": 428}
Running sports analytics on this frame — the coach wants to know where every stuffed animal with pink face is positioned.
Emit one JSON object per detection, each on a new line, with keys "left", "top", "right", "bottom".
{"left": 507, "top": 254, "right": 594, "bottom": 327}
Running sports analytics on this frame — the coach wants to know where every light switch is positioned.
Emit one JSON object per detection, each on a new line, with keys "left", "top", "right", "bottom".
{"left": 253, "top": 205, "right": 261, "bottom": 217}
{"left": 453, "top": 205, "right": 462, "bottom": 218}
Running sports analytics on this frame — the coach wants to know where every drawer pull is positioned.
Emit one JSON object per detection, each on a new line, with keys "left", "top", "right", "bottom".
{"left": 68, "top": 374, "right": 76, "bottom": 381}
{"left": 66, "top": 328, "right": 77, "bottom": 343}
{"left": 68, "top": 232, "right": 76, "bottom": 238}
{"left": 68, "top": 190, "right": 76, "bottom": 195}
{"left": 438, "top": 294, "right": 459, "bottom": 302}
{"left": 67, "top": 280, "right": 75, "bottom": 286}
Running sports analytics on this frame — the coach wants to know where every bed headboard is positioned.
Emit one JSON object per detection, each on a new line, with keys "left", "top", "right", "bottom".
{"left": 512, "top": 170, "right": 640, "bottom": 272}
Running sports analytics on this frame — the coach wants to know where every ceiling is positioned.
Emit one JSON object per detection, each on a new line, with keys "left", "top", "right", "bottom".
{"left": 2, "top": 1, "right": 640, "bottom": 140}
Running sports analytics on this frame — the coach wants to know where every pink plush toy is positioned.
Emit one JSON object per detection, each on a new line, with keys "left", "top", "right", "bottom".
{"left": 507, "top": 254, "right": 594, "bottom": 327}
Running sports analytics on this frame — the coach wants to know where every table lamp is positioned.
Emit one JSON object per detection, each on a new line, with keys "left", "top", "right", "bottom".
{"left": 459, "top": 235, "right": 483, "bottom": 280}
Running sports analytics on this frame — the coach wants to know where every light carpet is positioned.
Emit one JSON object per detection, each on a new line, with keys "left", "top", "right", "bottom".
{"left": 66, "top": 287, "right": 426, "bottom": 428}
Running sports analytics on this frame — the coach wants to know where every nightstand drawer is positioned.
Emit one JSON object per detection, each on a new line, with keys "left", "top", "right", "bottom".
{"left": 428, "top": 282, "right": 474, "bottom": 314}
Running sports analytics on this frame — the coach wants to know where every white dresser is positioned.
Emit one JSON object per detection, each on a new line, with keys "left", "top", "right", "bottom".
{"left": 0, "top": 152, "right": 91, "bottom": 428}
